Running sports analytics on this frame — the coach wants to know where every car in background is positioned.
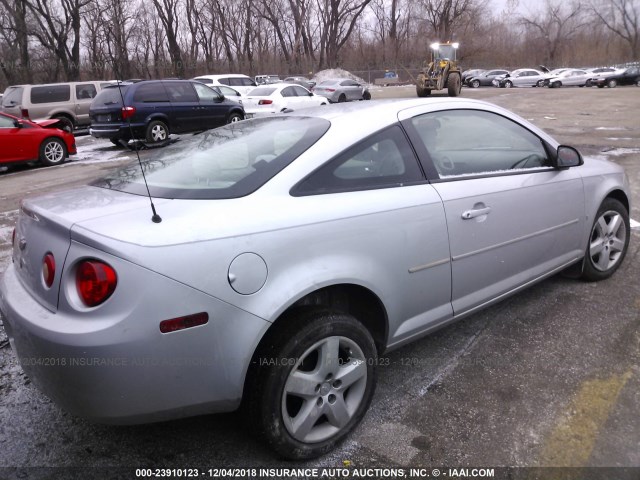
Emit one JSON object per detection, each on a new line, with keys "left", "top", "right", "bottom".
{"left": 283, "top": 76, "right": 316, "bottom": 90}
{"left": 0, "top": 111, "right": 76, "bottom": 167}
{"left": 465, "top": 69, "right": 509, "bottom": 88}
{"left": 255, "top": 75, "right": 282, "bottom": 85}
{"left": 209, "top": 85, "right": 244, "bottom": 104}
{"left": 312, "top": 78, "right": 371, "bottom": 102}
{"left": 89, "top": 79, "right": 245, "bottom": 145}
{"left": 191, "top": 74, "right": 257, "bottom": 95}
{"left": 243, "top": 84, "right": 327, "bottom": 117}
{"left": 586, "top": 67, "right": 625, "bottom": 86}
{"left": 545, "top": 69, "right": 591, "bottom": 88}
{"left": 0, "top": 98, "right": 630, "bottom": 461}
{"left": 2, "top": 81, "right": 111, "bottom": 132}
{"left": 494, "top": 68, "right": 549, "bottom": 88}
{"left": 592, "top": 66, "right": 640, "bottom": 88}
{"left": 461, "top": 69, "right": 485, "bottom": 85}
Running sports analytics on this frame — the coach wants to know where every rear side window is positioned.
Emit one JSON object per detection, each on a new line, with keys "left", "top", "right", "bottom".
{"left": 76, "top": 84, "right": 97, "bottom": 100}
{"left": 30, "top": 85, "right": 70, "bottom": 104}
{"left": 293, "top": 125, "right": 424, "bottom": 195}
{"left": 165, "top": 82, "right": 198, "bottom": 102}
{"left": 250, "top": 87, "right": 276, "bottom": 96}
{"left": 2, "top": 87, "right": 23, "bottom": 107}
{"left": 0, "top": 115, "right": 15, "bottom": 127}
{"left": 94, "top": 116, "right": 331, "bottom": 199}
{"left": 133, "top": 83, "right": 170, "bottom": 103}
{"left": 193, "top": 78, "right": 213, "bottom": 84}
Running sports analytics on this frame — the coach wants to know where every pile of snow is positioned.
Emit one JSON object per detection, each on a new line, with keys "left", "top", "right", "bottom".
{"left": 312, "top": 68, "right": 368, "bottom": 86}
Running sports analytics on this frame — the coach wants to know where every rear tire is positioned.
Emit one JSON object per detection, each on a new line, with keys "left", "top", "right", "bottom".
{"left": 581, "top": 198, "right": 629, "bottom": 281}
{"left": 470, "top": 79, "right": 480, "bottom": 88}
{"left": 39, "top": 137, "right": 67, "bottom": 166}
{"left": 145, "top": 120, "right": 169, "bottom": 144}
{"left": 362, "top": 90, "right": 371, "bottom": 100}
{"left": 227, "top": 112, "right": 244, "bottom": 123}
{"left": 607, "top": 79, "right": 617, "bottom": 88}
{"left": 247, "top": 309, "right": 377, "bottom": 460}
{"left": 338, "top": 94, "right": 347, "bottom": 103}
{"left": 504, "top": 80, "right": 513, "bottom": 88}
{"left": 416, "top": 86, "right": 431, "bottom": 97}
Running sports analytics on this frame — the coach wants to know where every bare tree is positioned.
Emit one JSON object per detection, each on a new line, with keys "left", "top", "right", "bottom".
{"left": 0, "top": 0, "right": 32, "bottom": 83}
{"left": 519, "top": 0, "right": 588, "bottom": 65}
{"left": 151, "top": 0, "right": 186, "bottom": 77}
{"left": 590, "top": 0, "right": 639, "bottom": 59}
{"left": 316, "top": 0, "right": 373, "bottom": 69}
{"left": 415, "top": 0, "right": 484, "bottom": 41}
{"left": 26, "top": 0, "right": 93, "bottom": 81}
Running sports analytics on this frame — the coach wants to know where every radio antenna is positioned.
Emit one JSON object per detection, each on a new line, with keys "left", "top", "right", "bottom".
{"left": 113, "top": 78, "right": 162, "bottom": 223}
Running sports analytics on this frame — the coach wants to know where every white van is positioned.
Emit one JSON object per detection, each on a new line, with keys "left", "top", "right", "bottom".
{"left": 192, "top": 74, "right": 257, "bottom": 95}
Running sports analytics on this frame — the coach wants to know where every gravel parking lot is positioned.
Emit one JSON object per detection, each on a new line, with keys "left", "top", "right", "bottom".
{"left": 1, "top": 86, "right": 639, "bottom": 476}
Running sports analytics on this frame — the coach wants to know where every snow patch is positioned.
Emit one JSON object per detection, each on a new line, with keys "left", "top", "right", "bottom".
{"left": 312, "top": 68, "right": 368, "bottom": 86}
{"left": 596, "top": 127, "right": 626, "bottom": 131}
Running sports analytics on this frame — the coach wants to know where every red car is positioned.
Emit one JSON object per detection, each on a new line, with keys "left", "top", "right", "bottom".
{"left": 0, "top": 112, "right": 76, "bottom": 167}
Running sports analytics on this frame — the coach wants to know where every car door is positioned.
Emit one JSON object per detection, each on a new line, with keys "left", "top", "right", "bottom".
{"left": 164, "top": 81, "right": 201, "bottom": 133}
{"left": 340, "top": 80, "right": 359, "bottom": 100}
{"left": 193, "top": 82, "right": 227, "bottom": 128}
{"left": 292, "top": 85, "right": 317, "bottom": 108}
{"left": 0, "top": 114, "right": 27, "bottom": 162}
{"left": 292, "top": 124, "right": 453, "bottom": 345}
{"left": 280, "top": 86, "right": 300, "bottom": 111}
{"left": 401, "top": 107, "right": 586, "bottom": 316}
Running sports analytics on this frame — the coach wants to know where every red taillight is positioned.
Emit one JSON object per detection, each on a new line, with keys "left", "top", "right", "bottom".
{"left": 258, "top": 99, "right": 273, "bottom": 105}
{"left": 325, "top": 88, "right": 335, "bottom": 92}
{"left": 121, "top": 106, "right": 136, "bottom": 119}
{"left": 42, "top": 253, "right": 55, "bottom": 288}
{"left": 21, "top": 109, "right": 30, "bottom": 119}
{"left": 160, "top": 312, "right": 209, "bottom": 333}
{"left": 76, "top": 260, "right": 117, "bottom": 307}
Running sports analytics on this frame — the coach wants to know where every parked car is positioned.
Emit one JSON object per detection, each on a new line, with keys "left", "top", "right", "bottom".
{"left": 461, "top": 68, "right": 485, "bottom": 85}
{"left": 255, "top": 75, "right": 282, "bottom": 85}
{"left": 592, "top": 67, "right": 640, "bottom": 88}
{"left": 209, "top": 85, "right": 244, "bottom": 104}
{"left": 1, "top": 81, "right": 111, "bottom": 132}
{"left": 313, "top": 78, "right": 371, "bottom": 102}
{"left": 494, "top": 68, "right": 549, "bottom": 88}
{"left": 545, "top": 69, "right": 591, "bottom": 88}
{"left": 465, "top": 69, "right": 509, "bottom": 88}
{"left": 89, "top": 80, "right": 245, "bottom": 145}
{"left": 192, "top": 74, "right": 257, "bottom": 95}
{"left": 0, "top": 111, "right": 76, "bottom": 167}
{"left": 586, "top": 67, "right": 625, "bottom": 86}
{"left": 283, "top": 76, "right": 316, "bottom": 90}
{"left": 243, "top": 84, "right": 327, "bottom": 117}
{"left": 1, "top": 98, "right": 631, "bottom": 460}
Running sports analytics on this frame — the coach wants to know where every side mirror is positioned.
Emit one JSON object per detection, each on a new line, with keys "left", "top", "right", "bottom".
{"left": 555, "top": 145, "right": 583, "bottom": 168}
{"left": 13, "top": 120, "right": 23, "bottom": 128}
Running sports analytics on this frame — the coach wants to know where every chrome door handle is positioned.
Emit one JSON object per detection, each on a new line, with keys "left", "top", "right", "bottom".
{"left": 461, "top": 207, "right": 491, "bottom": 219}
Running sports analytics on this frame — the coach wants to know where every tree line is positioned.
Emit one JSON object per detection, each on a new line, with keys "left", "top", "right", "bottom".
{"left": 0, "top": 0, "right": 638, "bottom": 88}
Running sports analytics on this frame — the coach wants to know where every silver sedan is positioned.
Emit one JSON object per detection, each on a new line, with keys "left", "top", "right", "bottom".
{"left": 0, "top": 98, "right": 631, "bottom": 460}
{"left": 313, "top": 78, "right": 371, "bottom": 102}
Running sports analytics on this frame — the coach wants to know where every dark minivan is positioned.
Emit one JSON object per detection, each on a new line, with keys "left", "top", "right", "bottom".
{"left": 89, "top": 80, "right": 245, "bottom": 144}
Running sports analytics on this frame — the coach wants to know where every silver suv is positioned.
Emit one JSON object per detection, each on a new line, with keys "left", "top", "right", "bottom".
{"left": 1, "top": 81, "right": 111, "bottom": 131}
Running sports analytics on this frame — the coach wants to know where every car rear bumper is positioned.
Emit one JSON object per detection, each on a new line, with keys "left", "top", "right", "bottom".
{"left": 90, "top": 124, "right": 141, "bottom": 140}
{"left": 0, "top": 261, "right": 270, "bottom": 424}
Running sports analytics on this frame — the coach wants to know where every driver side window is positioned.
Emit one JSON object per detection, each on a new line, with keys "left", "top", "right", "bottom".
{"left": 410, "top": 110, "right": 550, "bottom": 178}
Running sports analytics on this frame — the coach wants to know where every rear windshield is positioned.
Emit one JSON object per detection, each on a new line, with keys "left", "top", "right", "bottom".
{"left": 248, "top": 87, "right": 277, "bottom": 96}
{"left": 93, "top": 116, "right": 331, "bottom": 199}
{"left": 2, "top": 86, "right": 23, "bottom": 107}
{"left": 92, "top": 86, "right": 126, "bottom": 106}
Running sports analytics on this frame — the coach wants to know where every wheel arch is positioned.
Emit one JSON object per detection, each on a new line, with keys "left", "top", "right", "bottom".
{"left": 241, "top": 282, "right": 388, "bottom": 402}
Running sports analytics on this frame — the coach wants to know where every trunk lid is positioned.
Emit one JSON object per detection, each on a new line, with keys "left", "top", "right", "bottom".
{"left": 12, "top": 186, "right": 168, "bottom": 312}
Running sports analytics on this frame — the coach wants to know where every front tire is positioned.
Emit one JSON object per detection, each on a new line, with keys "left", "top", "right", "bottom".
{"left": 39, "top": 137, "right": 67, "bottom": 166}
{"left": 338, "top": 94, "right": 347, "bottom": 103}
{"left": 607, "top": 79, "right": 617, "bottom": 88}
{"left": 504, "top": 80, "right": 513, "bottom": 88}
{"left": 362, "top": 90, "right": 371, "bottom": 100}
{"left": 145, "top": 120, "right": 169, "bottom": 144}
{"left": 447, "top": 73, "right": 461, "bottom": 97}
{"left": 470, "top": 79, "right": 480, "bottom": 88}
{"left": 248, "top": 309, "right": 377, "bottom": 460}
{"left": 581, "top": 198, "right": 630, "bottom": 281}
{"left": 53, "top": 116, "right": 74, "bottom": 133}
